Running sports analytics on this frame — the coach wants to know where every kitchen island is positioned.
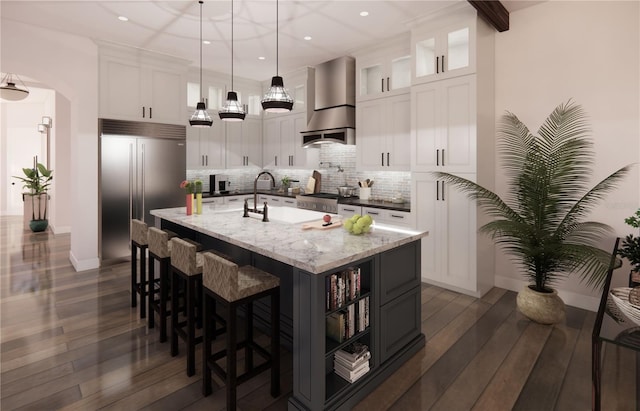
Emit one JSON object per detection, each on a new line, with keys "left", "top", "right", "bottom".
{"left": 151, "top": 204, "right": 427, "bottom": 411}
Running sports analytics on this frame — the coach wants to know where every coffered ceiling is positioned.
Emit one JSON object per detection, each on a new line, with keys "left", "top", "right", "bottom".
{"left": 1, "top": 1, "right": 542, "bottom": 82}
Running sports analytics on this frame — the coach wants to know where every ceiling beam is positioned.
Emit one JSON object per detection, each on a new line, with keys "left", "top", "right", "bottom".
{"left": 467, "top": 1, "right": 509, "bottom": 32}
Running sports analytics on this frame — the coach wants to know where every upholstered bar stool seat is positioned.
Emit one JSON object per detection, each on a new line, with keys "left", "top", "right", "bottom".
{"left": 131, "top": 219, "right": 149, "bottom": 318}
{"left": 147, "top": 227, "right": 177, "bottom": 342}
{"left": 201, "top": 252, "right": 280, "bottom": 411}
{"left": 170, "top": 237, "right": 207, "bottom": 376}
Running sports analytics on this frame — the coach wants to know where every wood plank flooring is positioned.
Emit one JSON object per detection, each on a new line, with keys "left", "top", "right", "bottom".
{"left": 1, "top": 215, "right": 638, "bottom": 410}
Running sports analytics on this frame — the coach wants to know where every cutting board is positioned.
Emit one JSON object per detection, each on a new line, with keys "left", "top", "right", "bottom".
{"left": 312, "top": 170, "right": 321, "bottom": 193}
{"left": 301, "top": 219, "right": 343, "bottom": 230}
{"left": 306, "top": 177, "right": 316, "bottom": 194}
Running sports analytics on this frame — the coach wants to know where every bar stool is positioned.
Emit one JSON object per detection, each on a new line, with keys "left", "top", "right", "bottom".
{"left": 170, "top": 237, "right": 206, "bottom": 376}
{"left": 147, "top": 227, "right": 177, "bottom": 342}
{"left": 201, "top": 252, "right": 280, "bottom": 410}
{"left": 131, "top": 219, "right": 148, "bottom": 318}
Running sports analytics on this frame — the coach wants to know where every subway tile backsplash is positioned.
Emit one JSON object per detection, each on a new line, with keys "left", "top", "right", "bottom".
{"left": 187, "top": 144, "right": 411, "bottom": 205}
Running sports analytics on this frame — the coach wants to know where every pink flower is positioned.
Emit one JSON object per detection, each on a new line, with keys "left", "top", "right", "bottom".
{"left": 180, "top": 180, "right": 194, "bottom": 194}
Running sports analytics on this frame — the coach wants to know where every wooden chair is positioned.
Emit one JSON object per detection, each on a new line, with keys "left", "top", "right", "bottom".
{"left": 201, "top": 251, "right": 281, "bottom": 410}
{"left": 130, "top": 219, "right": 148, "bottom": 318}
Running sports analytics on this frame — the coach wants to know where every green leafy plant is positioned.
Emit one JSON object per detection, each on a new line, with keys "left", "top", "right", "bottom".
{"left": 433, "top": 101, "right": 630, "bottom": 292}
{"left": 13, "top": 162, "right": 53, "bottom": 220}
{"left": 618, "top": 208, "right": 640, "bottom": 272}
{"left": 194, "top": 179, "right": 203, "bottom": 194}
{"left": 281, "top": 176, "right": 291, "bottom": 186}
{"left": 180, "top": 180, "right": 194, "bottom": 194}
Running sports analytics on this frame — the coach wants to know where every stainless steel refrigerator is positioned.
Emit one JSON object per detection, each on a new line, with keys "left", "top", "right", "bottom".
{"left": 99, "top": 118, "right": 186, "bottom": 263}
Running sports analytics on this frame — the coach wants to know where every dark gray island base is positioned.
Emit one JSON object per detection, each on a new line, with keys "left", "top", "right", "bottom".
{"left": 152, "top": 207, "right": 426, "bottom": 410}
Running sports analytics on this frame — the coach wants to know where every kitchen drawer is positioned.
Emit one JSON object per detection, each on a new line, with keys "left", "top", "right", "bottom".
{"left": 224, "top": 195, "right": 253, "bottom": 205}
{"left": 379, "top": 286, "right": 421, "bottom": 364}
{"left": 258, "top": 195, "right": 296, "bottom": 208}
{"left": 362, "top": 207, "right": 412, "bottom": 228}
{"left": 202, "top": 197, "right": 224, "bottom": 205}
{"left": 379, "top": 241, "right": 420, "bottom": 305}
{"left": 338, "top": 204, "right": 361, "bottom": 219}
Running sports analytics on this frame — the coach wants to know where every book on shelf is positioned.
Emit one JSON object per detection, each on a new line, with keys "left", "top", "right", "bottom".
{"left": 334, "top": 350, "right": 371, "bottom": 371}
{"left": 335, "top": 342, "right": 369, "bottom": 362}
{"left": 326, "top": 267, "right": 362, "bottom": 311}
{"left": 334, "top": 362, "right": 370, "bottom": 383}
{"left": 326, "top": 311, "right": 345, "bottom": 343}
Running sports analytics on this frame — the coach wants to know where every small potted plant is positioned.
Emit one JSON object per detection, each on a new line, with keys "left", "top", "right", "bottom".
{"left": 13, "top": 159, "right": 53, "bottom": 232}
{"left": 194, "top": 179, "right": 203, "bottom": 214}
{"left": 618, "top": 208, "right": 640, "bottom": 286}
{"left": 281, "top": 176, "right": 291, "bottom": 192}
{"left": 180, "top": 180, "right": 194, "bottom": 215}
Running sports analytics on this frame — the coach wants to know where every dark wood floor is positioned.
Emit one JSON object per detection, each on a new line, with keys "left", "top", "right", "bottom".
{"left": 1, "top": 215, "right": 637, "bottom": 410}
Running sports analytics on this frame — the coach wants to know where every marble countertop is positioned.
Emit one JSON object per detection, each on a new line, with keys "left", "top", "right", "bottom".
{"left": 151, "top": 205, "right": 427, "bottom": 274}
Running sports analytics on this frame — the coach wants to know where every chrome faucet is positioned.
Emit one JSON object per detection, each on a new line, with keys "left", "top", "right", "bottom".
{"left": 253, "top": 171, "right": 276, "bottom": 213}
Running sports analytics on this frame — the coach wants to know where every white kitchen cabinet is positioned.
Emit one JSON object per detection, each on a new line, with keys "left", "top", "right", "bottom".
{"left": 338, "top": 204, "right": 361, "bottom": 220}
{"left": 202, "top": 196, "right": 224, "bottom": 205}
{"left": 355, "top": 33, "right": 411, "bottom": 101}
{"left": 186, "top": 124, "right": 225, "bottom": 169}
{"left": 98, "top": 44, "right": 188, "bottom": 125}
{"left": 226, "top": 118, "right": 262, "bottom": 168}
{"left": 412, "top": 172, "right": 489, "bottom": 295}
{"left": 223, "top": 194, "right": 253, "bottom": 206}
{"left": 411, "top": 75, "right": 477, "bottom": 173}
{"left": 411, "top": 5, "right": 486, "bottom": 85}
{"left": 263, "top": 112, "right": 318, "bottom": 169}
{"left": 356, "top": 93, "right": 410, "bottom": 171}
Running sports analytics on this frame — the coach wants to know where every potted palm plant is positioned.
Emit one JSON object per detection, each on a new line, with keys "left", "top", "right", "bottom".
{"left": 433, "top": 101, "right": 630, "bottom": 324}
{"left": 618, "top": 208, "right": 640, "bottom": 286}
{"left": 14, "top": 159, "right": 53, "bottom": 232}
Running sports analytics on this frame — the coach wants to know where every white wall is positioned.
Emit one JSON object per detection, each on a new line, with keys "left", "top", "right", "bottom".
{"left": 1, "top": 19, "right": 100, "bottom": 271}
{"left": 494, "top": 0, "right": 640, "bottom": 309}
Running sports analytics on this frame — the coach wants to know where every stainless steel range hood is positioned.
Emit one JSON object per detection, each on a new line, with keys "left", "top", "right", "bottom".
{"left": 302, "top": 56, "right": 355, "bottom": 147}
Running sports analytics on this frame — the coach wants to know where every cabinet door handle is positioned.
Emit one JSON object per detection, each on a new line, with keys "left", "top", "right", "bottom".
{"left": 387, "top": 152, "right": 390, "bottom": 166}
{"left": 201, "top": 155, "right": 204, "bottom": 166}
{"left": 381, "top": 152, "right": 384, "bottom": 166}
{"left": 442, "top": 55, "right": 445, "bottom": 73}
{"left": 272, "top": 198, "right": 280, "bottom": 202}
{"left": 275, "top": 155, "right": 278, "bottom": 166}
{"left": 442, "top": 181, "right": 445, "bottom": 201}
{"left": 142, "top": 106, "right": 146, "bottom": 118}
{"left": 390, "top": 214, "right": 405, "bottom": 220}
{"left": 436, "top": 56, "right": 439, "bottom": 74}
{"left": 343, "top": 207, "right": 356, "bottom": 212}
{"left": 227, "top": 198, "right": 239, "bottom": 202}
{"left": 387, "top": 77, "right": 390, "bottom": 91}
{"left": 436, "top": 149, "right": 440, "bottom": 166}
{"left": 205, "top": 155, "right": 208, "bottom": 166}
{"left": 436, "top": 180, "right": 440, "bottom": 200}
{"left": 381, "top": 78, "right": 384, "bottom": 93}
{"left": 442, "top": 149, "right": 445, "bottom": 166}
{"left": 149, "top": 107, "right": 152, "bottom": 118}
{"left": 368, "top": 211, "right": 380, "bottom": 215}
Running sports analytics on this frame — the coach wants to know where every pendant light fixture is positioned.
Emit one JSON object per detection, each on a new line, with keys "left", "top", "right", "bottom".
{"left": 0, "top": 73, "right": 30, "bottom": 101}
{"left": 261, "top": 0, "right": 294, "bottom": 113}
{"left": 189, "top": 0, "right": 213, "bottom": 127}
{"left": 219, "top": 0, "right": 246, "bottom": 121}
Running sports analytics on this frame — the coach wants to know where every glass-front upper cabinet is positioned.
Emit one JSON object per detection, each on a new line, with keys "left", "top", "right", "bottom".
{"left": 356, "top": 33, "right": 411, "bottom": 100}
{"left": 187, "top": 82, "right": 223, "bottom": 110}
{"left": 412, "top": 8, "right": 479, "bottom": 85}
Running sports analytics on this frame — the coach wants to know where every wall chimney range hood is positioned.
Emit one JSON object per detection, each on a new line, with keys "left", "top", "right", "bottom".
{"left": 301, "top": 56, "right": 355, "bottom": 147}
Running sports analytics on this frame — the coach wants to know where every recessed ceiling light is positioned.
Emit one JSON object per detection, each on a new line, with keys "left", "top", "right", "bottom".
{"left": 359, "top": 11, "right": 369, "bottom": 17}
{"left": 304, "top": 36, "right": 312, "bottom": 41}
{"left": 118, "top": 16, "right": 129, "bottom": 22}
{"left": 258, "top": 56, "right": 266, "bottom": 60}
{"left": 203, "top": 40, "right": 211, "bottom": 45}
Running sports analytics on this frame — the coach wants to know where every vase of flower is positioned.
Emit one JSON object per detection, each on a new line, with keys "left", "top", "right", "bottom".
{"left": 194, "top": 180, "right": 203, "bottom": 214}
{"left": 180, "top": 180, "right": 194, "bottom": 215}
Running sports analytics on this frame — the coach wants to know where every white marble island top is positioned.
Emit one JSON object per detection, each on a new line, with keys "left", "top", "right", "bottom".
{"left": 151, "top": 204, "right": 427, "bottom": 274}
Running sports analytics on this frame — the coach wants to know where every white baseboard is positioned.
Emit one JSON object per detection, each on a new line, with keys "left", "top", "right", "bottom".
{"left": 69, "top": 251, "right": 100, "bottom": 272}
{"left": 51, "top": 224, "right": 71, "bottom": 234}
{"left": 494, "top": 275, "right": 600, "bottom": 312}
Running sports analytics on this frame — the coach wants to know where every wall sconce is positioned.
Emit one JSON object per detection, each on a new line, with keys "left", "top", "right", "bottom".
{"left": 37, "top": 116, "right": 52, "bottom": 168}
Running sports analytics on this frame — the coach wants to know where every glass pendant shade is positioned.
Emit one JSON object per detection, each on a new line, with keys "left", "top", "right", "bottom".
{"left": 190, "top": 0, "right": 212, "bottom": 127}
{"left": 262, "top": 76, "right": 294, "bottom": 113}
{"left": 261, "top": 0, "right": 293, "bottom": 113}
{"left": 189, "top": 101, "right": 213, "bottom": 127}
{"left": 219, "top": 91, "right": 246, "bottom": 121}
{"left": 0, "top": 73, "right": 29, "bottom": 101}
{"left": 219, "top": 0, "right": 245, "bottom": 122}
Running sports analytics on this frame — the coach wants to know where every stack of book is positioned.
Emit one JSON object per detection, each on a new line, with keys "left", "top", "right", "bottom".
{"left": 333, "top": 342, "right": 371, "bottom": 383}
{"left": 326, "top": 267, "right": 362, "bottom": 311}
